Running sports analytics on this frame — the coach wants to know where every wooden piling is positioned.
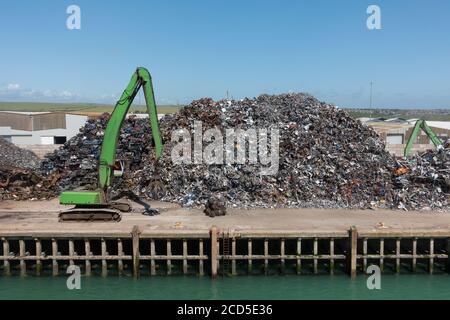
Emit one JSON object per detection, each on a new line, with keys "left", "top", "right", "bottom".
{"left": 84, "top": 239, "right": 91, "bottom": 276}
{"left": 101, "top": 238, "right": 107, "bottom": 277}
{"left": 280, "top": 238, "right": 285, "bottom": 274}
{"left": 264, "top": 238, "right": 269, "bottom": 275}
{"left": 150, "top": 239, "right": 156, "bottom": 276}
{"left": 35, "top": 238, "right": 42, "bottom": 276}
{"left": 247, "top": 239, "right": 253, "bottom": 274}
{"left": 166, "top": 240, "right": 172, "bottom": 275}
{"left": 348, "top": 226, "right": 358, "bottom": 279}
{"left": 447, "top": 238, "right": 450, "bottom": 274}
{"left": 131, "top": 226, "right": 140, "bottom": 278}
{"left": 19, "top": 239, "right": 26, "bottom": 276}
{"left": 429, "top": 238, "right": 434, "bottom": 274}
{"left": 117, "top": 238, "right": 124, "bottom": 275}
{"left": 69, "top": 239, "right": 75, "bottom": 266}
{"left": 313, "top": 238, "right": 318, "bottom": 274}
{"left": 412, "top": 238, "right": 417, "bottom": 273}
{"left": 330, "top": 238, "right": 335, "bottom": 275}
{"left": 2, "top": 238, "right": 10, "bottom": 276}
{"left": 199, "top": 239, "right": 204, "bottom": 276}
{"left": 210, "top": 226, "right": 218, "bottom": 279}
{"left": 362, "top": 238, "right": 368, "bottom": 272}
{"left": 379, "top": 238, "right": 384, "bottom": 273}
{"left": 183, "top": 239, "right": 188, "bottom": 275}
{"left": 296, "top": 238, "right": 302, "bottom": 275}
{"left": 52, "top": 238, "right": 58, "bottom": 276}
{"left": 396, "top": 238, "right": 401, "bottom": 273}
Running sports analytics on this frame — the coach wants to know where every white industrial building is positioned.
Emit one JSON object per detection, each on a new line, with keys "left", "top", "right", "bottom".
{"left": 0, "top": 111, "right": 88, "bottom": 145}
{"left": 360, "top": 118, "right": 450, "bottom": 156}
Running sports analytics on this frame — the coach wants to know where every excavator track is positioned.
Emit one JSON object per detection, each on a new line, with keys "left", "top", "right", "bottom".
{"left": 59, "top": 208, "right": 122, "bottom": 222}
{"left": 59, "top": 202, "right": 130, "bottom": 222}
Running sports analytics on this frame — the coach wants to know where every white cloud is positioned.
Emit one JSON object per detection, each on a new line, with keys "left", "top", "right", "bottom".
{"left": 0, "top": 83, "right": 179, "bottom": 105}
{"left": 157, "top": 97, "right": 177, "bottom": 105}
{"left": 0, "top": 83, "right": 80, "bottom": 102}
{"left": 100, "top": 93, "right": 120, "bottom": 102}
{"left": 60, "top": 91, "right": 75, "bottom": 98}
{"left": 6, "top": 83, "right": 20, "bottom": 90}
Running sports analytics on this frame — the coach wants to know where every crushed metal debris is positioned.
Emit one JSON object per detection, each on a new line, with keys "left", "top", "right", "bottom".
{"left": 204, "top": 196, "right": 227, "bottom": 217}
{"left": 0, "top": 165, "right": 59, "bottom": 200}
{"left": 0, "top": 94, "right": 448, "bottom": 211}
{"left": 0, "top": 137, "right": 40, "bottom": 169}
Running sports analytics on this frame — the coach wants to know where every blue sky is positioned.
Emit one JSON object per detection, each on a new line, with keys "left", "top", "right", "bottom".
{"left": 0, "top": 0, "right": 449, "bottom": 108}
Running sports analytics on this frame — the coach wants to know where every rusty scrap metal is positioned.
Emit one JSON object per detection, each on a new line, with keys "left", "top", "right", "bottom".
{"left": 0, "top": 165, "right": 59, "bottom": 200}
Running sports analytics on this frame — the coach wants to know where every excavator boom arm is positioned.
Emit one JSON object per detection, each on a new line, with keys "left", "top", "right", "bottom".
{"left": 421, "top": 120, "right": 443, "bottom": 147}
{"left": 404, "top": 120, "right": 443, "bottom": 157}
{"left": 98, "top": 67, "right": 162, "bottom": 190}
{"left": 59, "top": 67, "right": 162, "bottom": 220}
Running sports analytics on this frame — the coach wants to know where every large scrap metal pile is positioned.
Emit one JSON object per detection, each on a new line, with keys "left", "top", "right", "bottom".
{"left": 136, "top": 95, "right": 397, "bottom": 209}
{"left": 0, "top": 93, "right": 449, "bottom": 211}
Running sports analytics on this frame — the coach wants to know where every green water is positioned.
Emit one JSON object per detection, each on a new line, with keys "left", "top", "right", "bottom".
{"left": 0, "top": 275, "right": 449, "bottom": 300}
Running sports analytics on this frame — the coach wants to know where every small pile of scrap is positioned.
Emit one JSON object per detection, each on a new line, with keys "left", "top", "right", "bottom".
{"left": 0, "top": 138, "right": 58, "bottom": 200}
{"left": 0, "top": 165, "right": 59, "bottom": 200}
{"left": 0, "top": 137, "right": 40, "bottom": 169}
{"left": 393, "top": 140, "right": 450, "bottom": 210}
{"left": 204, "top": 196, "right": 227, "bottom": 217}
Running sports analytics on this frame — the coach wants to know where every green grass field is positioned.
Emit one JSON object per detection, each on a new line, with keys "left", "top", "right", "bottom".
{"left": 345, "top": 109, "right": 450, "bottom": 121}
{"left": 0, "top": 102, "right": 182, "bottom": 114}
{"left": 1, "top": 101, "right": 449, "bottom": 121}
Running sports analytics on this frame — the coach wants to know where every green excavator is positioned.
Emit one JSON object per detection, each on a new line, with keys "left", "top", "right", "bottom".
{"left": 403, "top": 120, "right": 443, "bottom": 157}
{"left": 59, "top": 67, "right": 162, "bottom": 222}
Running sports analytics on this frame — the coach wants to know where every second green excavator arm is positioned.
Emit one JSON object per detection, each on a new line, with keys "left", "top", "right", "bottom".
{"left": 404, "top": 120, "right": 443, "bottom": 157}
